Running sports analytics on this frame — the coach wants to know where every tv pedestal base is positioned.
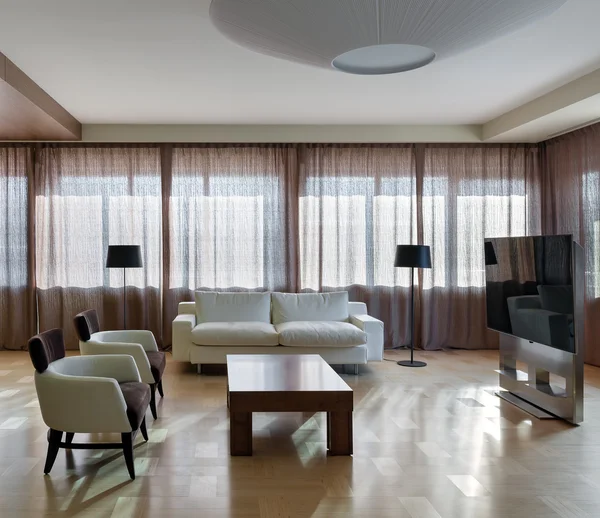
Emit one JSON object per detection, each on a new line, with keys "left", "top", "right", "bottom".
{"left": 496, "top": 390, "right": 556, "bottom": 420}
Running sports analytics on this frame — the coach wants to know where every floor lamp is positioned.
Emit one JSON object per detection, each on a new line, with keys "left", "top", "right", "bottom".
{"left": 106, "top": 245, "right": 143, "bottom": 329}
{"left": 394, "top": 244, "right": 432, "bottom": 367}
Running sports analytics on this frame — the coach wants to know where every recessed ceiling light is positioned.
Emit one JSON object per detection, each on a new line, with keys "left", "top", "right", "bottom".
{"left": 210, "top": 0, "right": 567, "bottom": 75}
{"left": 332, "top": 44, "right": 436, "bottom": 75}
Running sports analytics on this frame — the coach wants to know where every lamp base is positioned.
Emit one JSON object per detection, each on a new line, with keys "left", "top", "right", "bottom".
{"left": 397, "top": 360, "right": 427, "bottom": 368}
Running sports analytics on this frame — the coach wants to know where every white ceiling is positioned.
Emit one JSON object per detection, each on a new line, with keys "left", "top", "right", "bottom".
{"left": 0, "top": 0, "right": 600, "bottom": 128}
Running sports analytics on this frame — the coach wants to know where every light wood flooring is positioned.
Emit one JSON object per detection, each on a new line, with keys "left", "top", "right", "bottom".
{"left": 2, "top": 349, "right": 600, "bottom": 518}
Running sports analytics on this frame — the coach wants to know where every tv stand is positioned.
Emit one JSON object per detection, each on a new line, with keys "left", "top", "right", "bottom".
{"left": 496, "top": 242, "right": 585, "bottom": 425}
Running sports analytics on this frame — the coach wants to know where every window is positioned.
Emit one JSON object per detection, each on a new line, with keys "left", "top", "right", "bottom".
{"left": 456, "top": 179, "right": 528, "bottom": 287}
{"left": 35, "top": 149, "right": 162, "bottom": 290}
{"left": 169, "top": 147, "right": 288, "bottom": 291}
{"left": 0, "top": 175, "right": 28, "bottom": 287}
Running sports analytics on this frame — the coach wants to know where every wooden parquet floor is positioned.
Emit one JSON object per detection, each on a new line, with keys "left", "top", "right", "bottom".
{"left": 1, "top": 349, "right": 600, "bottom": 518}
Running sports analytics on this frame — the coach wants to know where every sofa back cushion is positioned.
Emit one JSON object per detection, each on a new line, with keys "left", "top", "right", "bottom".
{"left": 195, "top": 291, "right": 271, "bottom": 323}
{"left": 537, "top": 285, "right": 574, "bottom": 315}
{"left": 272, "top": 292, "right": 349, "bottom": 325}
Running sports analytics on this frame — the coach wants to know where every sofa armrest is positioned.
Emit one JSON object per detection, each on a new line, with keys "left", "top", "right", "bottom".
{"left": 348, "top": 301, "right": 368, "bottom": 317}
{"left": 172, "top": 313, "right": 197, "bottom": 362}
{"left": 91, "top": 330, "right": 158, "bottom": 352}
{"left": 178, "top": 301, "right": 196, "bottom": 315}
{"left": 350, "top": 314, "right": 384, "bottom": 361}
{"left": 81, "top": 340, "right": 154, "bottom": 384}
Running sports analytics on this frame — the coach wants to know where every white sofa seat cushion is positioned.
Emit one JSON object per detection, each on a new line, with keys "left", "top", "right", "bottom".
{"left": 276, "top": 321, "right": 367, "bottom": 347}
{"left": 191, "top": 322, "right": 279, "bottom": 346}
{"left": 195, "top": 291, "right": 271, "bottom": 323}
{"left": 272, "top": 292, "right": 349, "bottom": 325}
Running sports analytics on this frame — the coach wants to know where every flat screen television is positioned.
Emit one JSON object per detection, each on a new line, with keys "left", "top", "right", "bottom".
{"left": 484, "top": 235, "right": 576, "bottom": 353}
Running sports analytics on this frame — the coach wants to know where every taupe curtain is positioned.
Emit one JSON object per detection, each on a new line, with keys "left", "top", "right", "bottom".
{"left": 0, "top": 146, "right": 36, "bottom": 349}
{"left": 163, "top": 145, "right": 298, "bottom": 340}
{"left": 35, "top": 145, "right": 162, "bottom": 349}
{"left": 0, "top": 139, "right": 581, "bottom": 356}
{"left": 541, "top": 124, "right": 600, "bottom": 366}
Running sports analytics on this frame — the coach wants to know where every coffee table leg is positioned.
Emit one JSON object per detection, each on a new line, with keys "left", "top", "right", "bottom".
{"left": 230, "top": 411, "right": 252, "bottom": 456}
{"left": 327, "top": 411, "right": 353, "bottom": 456}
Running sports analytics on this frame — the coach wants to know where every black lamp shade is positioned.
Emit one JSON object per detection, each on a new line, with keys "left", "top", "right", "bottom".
{"left": 106, "top": 245, "right": 143, "bottom": 268}
{"left": 484, "top": 241, "right": 498, "bottom": 266}
{"left": 394, "top": 245, "right": 432, "bottom": 269}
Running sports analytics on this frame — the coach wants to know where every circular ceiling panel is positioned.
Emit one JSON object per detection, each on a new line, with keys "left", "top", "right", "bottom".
{"left": 210, "top": 0, "right": 566, "bottom": 74}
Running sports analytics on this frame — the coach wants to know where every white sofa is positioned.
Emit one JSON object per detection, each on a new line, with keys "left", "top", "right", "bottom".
{"left": 172, "top": 291, "right": 384, "bottom": 372}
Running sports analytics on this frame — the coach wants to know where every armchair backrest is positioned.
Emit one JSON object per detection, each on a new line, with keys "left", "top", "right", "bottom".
{"left": 28, "top": 329, "right": 66, "bottom": 373}
{"left": 73, "top": 309, "right": 101, "bottom": 342}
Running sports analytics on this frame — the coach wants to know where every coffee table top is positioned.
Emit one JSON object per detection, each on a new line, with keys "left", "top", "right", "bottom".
{"left": 226, "top": 354, "right": 352, "bottom": 393}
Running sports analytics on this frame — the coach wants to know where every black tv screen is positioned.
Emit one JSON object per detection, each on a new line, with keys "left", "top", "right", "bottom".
{"left": 484, "top": 235, "right": 575, "bottom": 353}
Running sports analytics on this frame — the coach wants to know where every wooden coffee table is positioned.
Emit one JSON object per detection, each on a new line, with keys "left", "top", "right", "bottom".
{"left": 226, "top": 354, "right": 353, "bottom": 456}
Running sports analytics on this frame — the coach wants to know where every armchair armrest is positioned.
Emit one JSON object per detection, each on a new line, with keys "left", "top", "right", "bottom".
{"left": 350, "top": 314, "right": 384, "bottom": 361}
{"left": 35, "top": 360, "right": 134, "bottom": 433}
{"left": 92, "top": 330, "right": 158, "bottom": 352}
{"left": 80, "top": 341, "right": 153, "bottom": 384}
{"left": 58, "top": 355, "right": 141, "bottom": 382}
{"left": 172, "top": 313, "right": 196, "bottom": 362}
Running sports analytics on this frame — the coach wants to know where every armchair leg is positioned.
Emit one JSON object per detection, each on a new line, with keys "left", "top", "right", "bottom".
{"left": 121, "top": 432, "right": 135, "bottom": 480}
{"left": 150, "top": 384, "right": 158, "bottom": 420}
{"left": 65, "top": 433, "right": 75, "bottom": 446}
{"left": 157, "top": 379, "right": 164, "bottom": 398}
{"left": 140, "top": 418, "right": 148, "bottom": 442}
{"left": 44, "top": 429, "right": 62, "bottom": 475}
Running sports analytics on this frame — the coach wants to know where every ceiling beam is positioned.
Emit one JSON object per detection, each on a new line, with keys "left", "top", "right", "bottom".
{"left": 82, "top": 124, "right": 482, "bottom": 143}
{"left": 482, "top": 68, "right": 600, "bottom": 142}
{"left": 0, "top": 52, "right": 81, "bottom": 140}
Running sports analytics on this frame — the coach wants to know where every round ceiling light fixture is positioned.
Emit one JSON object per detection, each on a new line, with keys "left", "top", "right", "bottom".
{"left": 210, "top": 0, "right": 566, "bottom": 75}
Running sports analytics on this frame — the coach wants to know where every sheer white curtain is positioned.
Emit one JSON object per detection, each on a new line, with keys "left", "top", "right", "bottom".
{"left": 299, "top": 144, "right": 417, "bottom": 348}
{"left": 420, "top": 145, "right": 541, "bottom": 349}
{"left": 164, "top": 145, "right": 297, "bottom": 338}
{"left": 36, "top": 146, "right": 162, "bottom": 348}
{"left": 0, "top": 146, "right": 35, "bottom": 349}
{"left": 298, "top": 144, "right": 541, "bottom": 350}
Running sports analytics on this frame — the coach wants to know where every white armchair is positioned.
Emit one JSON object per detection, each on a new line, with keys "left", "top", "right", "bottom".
{"left": 28, "top": 329, "right": 151, "bottom": 480}
{"left": 74, "top": 310, "right": 166, "bottom": 419}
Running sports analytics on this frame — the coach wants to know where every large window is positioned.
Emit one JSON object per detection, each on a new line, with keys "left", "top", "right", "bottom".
{"left": 168, "top": 146, "right": 291, "bottom": 293}
{"left": 299, "top": 146, "right": 417, "bottom": 292}
{"left": 35, "top": 148, "right": 162, "bottom": 290}
{"left": 0, "top": 175, "right": 28, "bottom": 287}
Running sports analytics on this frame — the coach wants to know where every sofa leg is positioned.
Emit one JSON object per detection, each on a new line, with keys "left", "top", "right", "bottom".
{"left": 197, "top": 364, "right": 202, "bottom": 375}
{"left": 140, "top": 418, "right": 148, "bottom": 442}
{"left": 150, "top": 384, "right": 158, "bottom": 420}
{"left": 353, "top": 364, "right": 359, "bottom": 375}
{"left": 65, "top": 432, "right": 75, "bottom": 446}
{"left": 44, "top": 429, "right": 62, "bottom": 474}
{"left": 157, "top": 379, "right": 164, "bottom": 398}
{"left": 121, "top": 432, "right": 136, "bottom": 480}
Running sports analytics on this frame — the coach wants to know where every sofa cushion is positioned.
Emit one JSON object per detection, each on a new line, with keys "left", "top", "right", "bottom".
{"left": 276, "top": 321, "right": 366, "bottom": 347}
{"left": 119, "top": 381, "right": 151, "bottom": 431}
{"left": 146, "top": 351, "right": 166, "bottom": 383}
{"left": 272, "top": 292, "right": 349, "bottom": 325}
{"left": 195, "top": 291, "right": 271, "bottom": 323}
{"left": 191, "top": 322, "right": 279, "bottom": 346}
